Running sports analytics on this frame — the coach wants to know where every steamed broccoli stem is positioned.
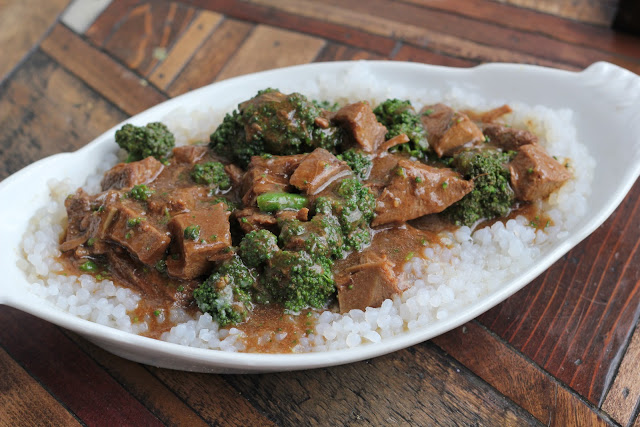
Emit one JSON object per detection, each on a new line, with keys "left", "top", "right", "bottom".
{"left": 444, "top": 149, "right": 515, "bottom": 226}
{"left": 337, "top": 149, "right": 373, "bottom": 180}
{"left": 239, "top": 229, "right": 279, "bottom": 268}
{"left": 115, "top": 122, "right": 175, "bottom": 162}
{"left": 261, "top": 251, "right": 335, "bottom": 312}
{"left": 190, "top": 161, "right": 231, "bottom": 190}
{"left": 257, "top": 192, "right": 308, "bottom": 213}
{"left": 373, "top": 99, "right": 428, "bottom": 156}
{"left": 193, "top": 256, "right": 256, "bottom": 326}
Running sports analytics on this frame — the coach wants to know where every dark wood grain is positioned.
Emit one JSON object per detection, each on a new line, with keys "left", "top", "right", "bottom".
{"left": 41, "top": 24, "right": 167, "bottom": 116}
{"left": 318, "top": 0, "right": 640, "bottom": 73}
{"left": 0, "top": 308, "right": 163, "bottom": 426}
{"left": 392, "top": 44, "right": 478, "bottom": 68}
{"left": 603, "top": 325, "right": 640, "bottom": 425}
{"left": 314, "top": 43, "right": 385, "bottom": 62}
{"left": 181, "top": 0, "right": 397, "bottom": 55}
{"left": 65, "top": 333, "right": 210, "bottom": 427}
{"left": 103, "top": 1, "right": 197, "bottom": 76}
{"left": 433, "top": 322, "right": 611, "bottom": 426}
{"left": 401, "top": 0, "right": 640, "bottom": 60}
{"left": 167, "top": 18, "right": 253, "bottom": 96}
{"left": 224, "top": 343, "right": 542, "bottom": 426}
{"left": 0, "top": 0, "right": 70, "bottom": 83}
{"left": 0, "top": 346, "right": 81, "bottom": 426}
{"left": 479, "top": 179, "right": 640, "bottom": 405}
{"left": 0, "top": 50, "right": 125, "bottom": 180}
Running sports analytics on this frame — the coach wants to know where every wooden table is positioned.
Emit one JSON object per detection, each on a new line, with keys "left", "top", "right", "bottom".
{"left": 1, "top": 1, "right": 639, "bottom": 425}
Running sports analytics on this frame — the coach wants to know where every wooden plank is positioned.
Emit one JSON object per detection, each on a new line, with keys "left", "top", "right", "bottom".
{"left": 433, "top": 322, "right": 609, "bottom": 426}
{"left": 103, "top": 1, "right": 197, "bottom": 76}
{"left": 500, "top": 0, "right": 618, "bottom": 26}
{"left": 393, "top": 44, "right": 479, "bottom": 68}
{"left": 314, "top": 43, "right": 385, "bottom": 62}
{"left": 602, "top": 314, "right": 640, "bottom": 424}
{"left": 244, "top": 0, "right": 583, "bottom": 69}
{"left": 309, "top": 0, "right": 640, "bottom": 73}
{"left": 479, "top": 179, "right": 640, "bottom": 404}
{"left": 0, "top": 50, "right": 125, "bottom": 180}
{"left": 168, "top": 18, "right": 253, "bottom": 97}
{"left": 183, "top": 0, "right": 396, "bottom": 55}
{"left": 0, "top": 346, "right": 81, "bottom": 427}
{"left": 65, "top": 333, "right": 209, "bottom": 427}
{"left": 0, "top": 0, "right": 70, "bottom": 83}
{"left": 224, "top": 343, "right": 542, "bottom": 426}
{"left": 86, "top": 0, "right": 140, "bottom": 45}
{"left": 0, "top": 307, "right": 163, "bottom": 426}
{"left": 215, "top": 25, "right": 326, "bottom": 81}
{"left": 149, "top": 10, "right": 224, "bottom": 90}
{"left": 148, "top": 367, "right": 276, "bottom": 426}
{"left": 40, "top": 24, "right": 166, "bottom": 116}
{"left": 400, "top": 0, "right": 640, "bottom": 60}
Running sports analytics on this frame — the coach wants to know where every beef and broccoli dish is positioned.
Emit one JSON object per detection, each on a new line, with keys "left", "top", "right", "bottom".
{"left": 58, "top": 89, "right": 571, "bottom": 350}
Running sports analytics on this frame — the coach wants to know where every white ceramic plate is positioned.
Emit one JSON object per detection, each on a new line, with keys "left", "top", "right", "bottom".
{"left": 1, "top": 61, "right": 639, "bottom": 373}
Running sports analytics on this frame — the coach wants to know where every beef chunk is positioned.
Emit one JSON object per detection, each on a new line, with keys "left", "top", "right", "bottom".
{"left": 235, "top": 207, "right": 278, "bottom": 234}
{"left": 372, "top": 159, "right": 473, "bottom": 226}
{"left": 104, "top": 202, "right": 170, "bottom": 265}
{"left": 289, "top": 148, "right": 352, "bottom": 195}
{"left": 334, "top": 102, "right": 387, "bottom": 153}
{"left": 276, "top": 208, "right": 309, "bottom": 222}
{"left": 509, "top": 144, "right": 571, "bottom": 201}
{"left": 482, "top": 123, "right": 538, "bottom": 150}
{"left": 101, "top": 157, "right": 164, "bottom": 191}
{"left": 146, "top": 186, "right": 209, "bottom": 215}
{"left": 224, "top": 163, "right": 244, "bottom": 188}
{"left": 166, "top": 203, "right": 232, "bottom": 279}
{"left": 366, "top": 153, "right": 401, "bottom": 197}
{"left": 171, "top": 145, "right": 208, "bottom": 164}
{"left": 240, "top": 154, "right": 306, "bottom": 206}
{"left": 336, "top": 253, "right": 399, "bottom": 312}
{"left": 60, "top": 189, "right": 93, "bottom": 252}
{"left": 420, "top": 103, "right": 484, "bottom": 157}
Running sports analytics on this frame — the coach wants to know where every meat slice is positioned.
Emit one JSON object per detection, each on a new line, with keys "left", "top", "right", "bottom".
{"left": 289, "top": 148, "right": 352, "bottom": 195}
{"left": 336, "top": 253, "right": 400, "bottom": 313}
{"left": 509, "top": 144, "right": 571, "bottom": 201}
{"left": 241, "top": 154, "right": 306, "bottom": 206}
{"left": 334, "top": 102, "right": 387, "bottom": 153}
{"left": 372, "top": 159, "right": 473, "bottom": 226}
{"left": 146, "top": 186, "right": 209, "bottom": 215}
{"left": 103, "top": 202, "right": 170, "bottom": 265}
{"left": 171, "top": 145, "right": 208, "bottom": 164}
{"left": 101, "top": 156, "right": 164, "bottom": 191}
{"left": 235, "top": 207, "right": 278, "bottom": 234}
{"left": 60, "top": 189, "right": 93, "bottom": 252}
{"left": 482, "top": 123, "right": 538, "bottom": 151}
{"left": 420, "top": 103, "right": 484, "bottom": 157}
{"left": 224, "top": 163, "right": 244, "bottom": 188}
{"left": 366, "top": 153, "right": 402, "bottom": 197}
{"left": 166, "top": 203, "right": 232, "bottom": 279}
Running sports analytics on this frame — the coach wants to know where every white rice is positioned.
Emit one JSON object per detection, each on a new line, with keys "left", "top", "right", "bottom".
{"left": 17, "top": 64, "right": 594, "bottom": 353}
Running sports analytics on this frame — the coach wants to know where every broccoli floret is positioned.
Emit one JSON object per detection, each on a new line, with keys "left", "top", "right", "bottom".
{"left": 444, "top": 149, "right": 516, "bottom": 226}
{"left": 239, "top": 229, "right": 279, "bottom": 268}
{"left": 373, "top": 99, "right": 428, "bottom": 156}
{"left": 190, "top": 161, "right": 231, "bottom": 190}
{"left": 337, "top": 149, "right": 372, "bottom": 180}
{"left": 209, "top": 90, "right": 344, "bottom": 167}
{"left": 310, "top": 179, "right": 375, "bottom": 253}
{"left": 115, "top": 122, "right": 175, "bottom": 162}
{"left": 261, "top": 251, "right": 335, "bottom": 312}
{"left": 193, "top": 255, "right": 256, "bottom": 326}
{"left": 279, "top": 214, "right": 345, "bottom": 260}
